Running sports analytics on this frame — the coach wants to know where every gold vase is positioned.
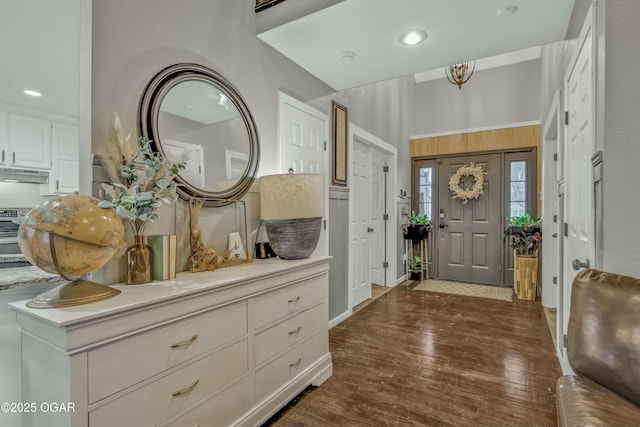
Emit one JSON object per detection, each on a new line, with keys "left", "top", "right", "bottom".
{"left": 127, "top": 234, "right": 151, "bottom": 285}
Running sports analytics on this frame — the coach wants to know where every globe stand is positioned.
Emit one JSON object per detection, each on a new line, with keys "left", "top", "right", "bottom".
{"left": 26, "top": 232, "right": 122, "bottom": 309}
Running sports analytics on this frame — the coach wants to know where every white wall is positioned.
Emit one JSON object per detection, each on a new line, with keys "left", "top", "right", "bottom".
{"left": 0, "top": 183, "right": 50, "bottom": 208}
{"left": 539, "top": 0, "right": 640, "bottom": 278}
{"left": 90, "top": 0, "right": 414, "bottom": 283}
{"left": 600, "top": 0, "right": 640, "bottom": 277}
{"left": 308, "top": 75, "right": 414, "bottom": 199}
{"left": 90, "top": 0, "right": 337, "bottom": 282}
{"left": 411, "top": 60, "right": 541, "bottom": 136}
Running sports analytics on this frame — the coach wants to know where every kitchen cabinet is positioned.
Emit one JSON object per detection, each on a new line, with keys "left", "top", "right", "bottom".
{"left": 8, "top": 113, "right": 52, "bottom": 170}
{"left": 43, "top": 122, "right": 79, "bottom": 194}
{"left": 10, "top": 257, "right": 332, "bottom": 427}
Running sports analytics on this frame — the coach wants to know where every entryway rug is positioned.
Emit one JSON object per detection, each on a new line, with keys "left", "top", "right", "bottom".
{"left": 412, "top": 279, "right": 513, "bottom": 302}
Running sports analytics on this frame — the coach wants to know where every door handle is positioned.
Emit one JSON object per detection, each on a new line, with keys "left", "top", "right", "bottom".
{"left": 571, "top": 259, "right": 590, "bottom": 271}
{"left": 367, "top": 227, "right": 374, "bottom": 233}
{"left": 552, "top": 233, "right": 558, "bottom": 238}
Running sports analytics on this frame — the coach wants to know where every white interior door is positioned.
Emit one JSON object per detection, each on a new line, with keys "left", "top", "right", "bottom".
{"left": 542, "top": 90, "right": 562, "bottom": 310}
{"left": 562, "top": 8, "right": 595, "bottom": 368}
{"left": 278, "top": 93, "right": 329, "bottom": 256}
{"left": 369, "top": 147, "right": 385, "bottom": 285}
{"left": 163, "top": 138, "right": 205, "bottom": 188}
{"left": 352, "top": 140, "right": 371, "bottom": 306}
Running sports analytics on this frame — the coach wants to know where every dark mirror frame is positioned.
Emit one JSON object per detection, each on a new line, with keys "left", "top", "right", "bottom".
{"left": 139, "top": 63, "right": 260, "bottom": 207}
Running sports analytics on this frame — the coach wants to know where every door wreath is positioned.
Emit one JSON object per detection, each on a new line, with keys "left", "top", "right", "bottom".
{"left": 449, "top": 163, "right": 486, "bottom": 204}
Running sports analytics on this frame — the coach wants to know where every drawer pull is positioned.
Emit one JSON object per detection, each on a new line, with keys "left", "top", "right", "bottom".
{"left": 171, "top": 334, "right": 199, "bottom": 348}
{"left": 288, "top": 296, "right": 301, "bottom": 303}
{"left": 288, "top": 326, "right": 302, "bottom": 335}
{"left": 289, "top": 357, "right": 302, "bottom": 367}
{"left": 172, "top": 379, "right": 199, "bottom": 397}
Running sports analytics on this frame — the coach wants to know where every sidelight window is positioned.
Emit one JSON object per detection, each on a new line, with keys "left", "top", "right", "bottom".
{"left": 417, "top": 166, "right": 433, "bottom": 220}
{"left": 509, "top": 160, "right": 527, "bottom": 218}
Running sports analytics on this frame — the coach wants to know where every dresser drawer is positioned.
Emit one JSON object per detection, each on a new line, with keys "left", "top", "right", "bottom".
{"left": 163, "top": 376, "right": 249, "bottom": 427}
{"left": 254, "top": 303, "right": 326, "bottom": 367}
{"left": 88, "top": 301, "right": 247, "bottom": 403}
{"left": 90, "top": 340, "right": 248, "bottom": 427}
{"left": 252, "top": 274, "right": 326, "bottom": 329}
{"left": 255, "top": 330, "right": 328, "bottom": 402}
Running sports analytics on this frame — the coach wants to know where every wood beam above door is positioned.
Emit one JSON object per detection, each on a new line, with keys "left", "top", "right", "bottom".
{"left": 410, "top": 124, "right": 541, "bottom": 215}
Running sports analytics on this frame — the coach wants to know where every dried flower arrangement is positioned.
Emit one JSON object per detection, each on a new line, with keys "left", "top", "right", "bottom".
{"left": 449, "top": 163, "right": 486, "bottom": 204}
{"left": 96, "top": 113, "right": 186, "bottom": 235}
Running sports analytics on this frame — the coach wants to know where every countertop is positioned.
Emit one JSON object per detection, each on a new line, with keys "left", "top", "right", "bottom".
{"left": 0, "top": 266, "right": 61, "bottom": 291}
{"left": 9, "top": 256, "right": 331, "bottom": 328}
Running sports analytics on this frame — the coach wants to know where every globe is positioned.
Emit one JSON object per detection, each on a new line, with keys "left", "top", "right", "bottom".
{"left": 17, "top": 195, "right": 126, "bottom": 308}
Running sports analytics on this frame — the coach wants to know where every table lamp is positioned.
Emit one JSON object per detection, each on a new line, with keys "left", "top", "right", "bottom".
{"left": 259, "top": 172, "right": 323, "bottom": 259}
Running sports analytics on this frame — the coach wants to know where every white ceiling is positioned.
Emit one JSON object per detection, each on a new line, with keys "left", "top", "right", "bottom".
{"left": 258, "top": 0, "right": 576, "bottom": 91}
{"left": 0, "top": 0, "right": 79, "bottom": 119}
{"left": 161, "top": 81, "right": 240, "bottom": 125}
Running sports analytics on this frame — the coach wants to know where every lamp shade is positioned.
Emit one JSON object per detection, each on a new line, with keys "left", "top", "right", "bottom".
{"left": 260, "top": 173, "right": 323, "bottom": 220}
{"left": 259, "top": 173, "right": 323, "bottom": 259}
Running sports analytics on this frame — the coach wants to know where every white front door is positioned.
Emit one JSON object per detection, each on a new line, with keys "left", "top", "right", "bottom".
{"left": 278, "top": 93, "right": 329, "bottom": 256}
{"left": 352, "top": 140, "right": 372, "bottom": 306}
{"left": 562, "top": 7, "right": 595, "bottom": 368}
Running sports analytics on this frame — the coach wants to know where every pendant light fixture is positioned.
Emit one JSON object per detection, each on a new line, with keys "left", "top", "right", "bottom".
{"left": 445, "top": 61, "right": 475, "bottom": 89}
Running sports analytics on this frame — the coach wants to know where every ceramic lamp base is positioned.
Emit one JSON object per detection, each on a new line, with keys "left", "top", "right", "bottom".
{"left": 265, "top": 217, "right": 322, "bottom": 259}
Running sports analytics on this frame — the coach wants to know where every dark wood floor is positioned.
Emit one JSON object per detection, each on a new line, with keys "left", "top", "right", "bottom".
{"left": 269, "top": 284, "right": 561, "bottom": 426}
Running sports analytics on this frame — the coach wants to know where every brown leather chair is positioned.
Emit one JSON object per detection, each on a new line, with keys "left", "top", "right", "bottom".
{"left": 557, "top": 269, "right": 640, "bottom": 426}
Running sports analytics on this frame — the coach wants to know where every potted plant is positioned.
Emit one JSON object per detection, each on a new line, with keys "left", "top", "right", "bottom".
{"left": 504, "top": 213, "right": 542, "bottom": 301}
{"left": 409, "top": 255, "right": 423, "bottom": 280}
{"left": 504, "top": 213, "right": 541, "bottom": 238}
{"left": 402, "top": 211, "right": 431, "bottom": 243}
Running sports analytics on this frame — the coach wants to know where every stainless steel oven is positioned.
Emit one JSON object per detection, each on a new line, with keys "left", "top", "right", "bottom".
{"left": 0, "top": 208, "right": 32, "bottom": 269}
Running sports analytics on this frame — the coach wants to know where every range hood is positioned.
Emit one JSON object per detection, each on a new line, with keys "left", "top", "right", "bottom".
{"left": 0, "top": 168, "right": 49, "bottom": 184}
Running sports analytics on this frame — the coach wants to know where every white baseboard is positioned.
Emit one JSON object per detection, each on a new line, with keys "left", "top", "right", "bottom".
{"left": 328, "top": 310, "right": 352, "bottom": 329}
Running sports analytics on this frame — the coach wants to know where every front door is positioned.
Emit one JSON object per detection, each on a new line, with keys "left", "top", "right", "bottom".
{"left": 437, "top": 154, "right": 502, "bottom": 285}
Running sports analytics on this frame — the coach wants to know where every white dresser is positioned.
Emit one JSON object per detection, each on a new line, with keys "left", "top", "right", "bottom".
{"left": 10, "top": 257, "right": 332, "bottom": 427}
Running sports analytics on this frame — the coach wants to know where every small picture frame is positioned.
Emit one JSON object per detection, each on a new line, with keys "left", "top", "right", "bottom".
{"left": 331, "top": 100, "right": 348, "bottom": 186}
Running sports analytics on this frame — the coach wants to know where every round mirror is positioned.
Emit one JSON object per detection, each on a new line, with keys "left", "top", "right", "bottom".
{"left": 139, "top": 63, "right": 259, "bottom": 207}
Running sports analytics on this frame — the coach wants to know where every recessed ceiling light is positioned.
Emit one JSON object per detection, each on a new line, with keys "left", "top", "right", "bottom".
{"left": 24, "top": 89, "right": 41, "bottom": 97}
{"left": 399, "top": 30, "right": 428, "bottom": 46}
{"left": 496, "top": 5, "right": 519, "bottom": 17}
{"left": 340, "top": 51, "right": 356, "bottom": 61}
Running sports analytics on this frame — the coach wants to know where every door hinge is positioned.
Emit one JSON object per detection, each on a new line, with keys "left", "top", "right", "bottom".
{"left": 199, "top": 166, "right": 202, "bottom": 175}
{"left": 564, "top": 111, "right": 569, "bottom": 125}
{"left": 553, "top": 276, "right": 557, "bottom": 285}
{"left": 383, "top": 261, "right": 389, "bottom": 269}
{"left": 499, "top": 264, "right": 502, "bottom": 272}
{"left": 563, "top": 334, "right": 568, "bottom": 348}
{"left": 564, "top": 222, "right": 569, "bottom": 237}
{"left": 553, "top": 214, "right": 558, "bottom": 223}
{"left": 323, "top": 219, "right": 327, "bottom": 230}
{"left": 324, "top": 141, "right": 327, "bottom": 151}
{"left": 383, "top": 214, "right": 389, "bottom": 221}
{"left": 383, "top": 166, "right": 389, "bottom": 173}
{"left": 553, "top": 153, "right": 558, "bottom": 161}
